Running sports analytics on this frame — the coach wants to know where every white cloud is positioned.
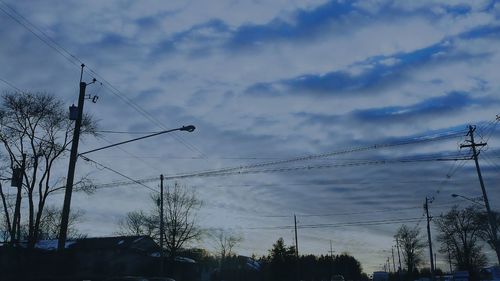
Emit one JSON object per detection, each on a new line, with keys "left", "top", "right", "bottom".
{"left": 2, "top": 0, "right": 500, "bottom": 273}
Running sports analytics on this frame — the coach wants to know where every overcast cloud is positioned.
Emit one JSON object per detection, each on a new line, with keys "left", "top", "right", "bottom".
{"left": 1, "top": 0, "right": 499, "bottom": 273}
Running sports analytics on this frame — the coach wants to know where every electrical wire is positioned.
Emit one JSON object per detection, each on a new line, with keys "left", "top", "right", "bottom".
{"left": 0, "top": 115, "right": 474, "bottom": 194}
{"left": 261, "top": 202, "right": 460, "bottom": 218}
{"left": 93, "top": 134, "right": 164, "bottom": 174}
{"left": 0, "top": 0, "right": 207, "bottom": 159}
{"left": 138, "top": 130, "right": 466, "bottom": 184}
{"left": 0, "top": 122, "right": 160, "bottom": 198}
{"left": 82, "top": 71, "right": 207, "bottom": 159}
{"left": 414, "top": 212, "right": 426, "bottom": 228}
{"left": 89, "top": 152, "right": 471, "bottom": 190}
{"left": 244, "top": 217, "right": 424, "bottom": 230}
{"left": 79, "top": 155, "right": 158, "bottom": 193}
{"left": 0, "top": 1, "right": 80, "bottom": 67}
{"left": 481, "top": 153, "right": 500, "bottom": 172}
{"left": 0, "top": 77, "right": 21, "bottom": 92}
{"left": 187, "top": 129, "right": 468, "bottom": 175}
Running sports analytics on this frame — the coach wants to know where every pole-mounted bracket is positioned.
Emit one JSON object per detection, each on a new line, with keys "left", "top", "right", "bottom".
{"left": 85, "top": 95, "right": 99, "bottom": 103}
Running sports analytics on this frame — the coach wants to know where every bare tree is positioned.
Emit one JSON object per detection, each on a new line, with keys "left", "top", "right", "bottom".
{"left": 0, "top": 91, "right": 97, "bottom": 248}
{"left": 209, "top": 228, "right": 243, "bottom": 259}
{"left": 117, "top": 210, "right": 155, "bottom": 237}
{"left": 394, "top": 224, "right": 425, "bottom": 276}
{"left": 36, "top": 205, "right": 86, "bottom": 240}
{"left": 120, "top": 182, "right": 202, "bottom": 259}
{"left": 154, "top": 182, "right": 202, "bottom": 259}
{"left": 0, "top": 201, "right": 10, "bottom": 243}
{"left": 0, "top": 181, "right": 12, "bottom": 243}
{"left": 476, "top": 210, "right": 500, "bottom": 263}
{"left": 435, "top": 206, "right": 487, "bottom": 274}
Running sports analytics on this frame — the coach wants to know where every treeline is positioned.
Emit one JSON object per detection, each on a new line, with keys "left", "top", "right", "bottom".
{"left": 185, "top": 237, "right": 369, "bottom": 281}
{"left": 393, "top": 205, "right": 500, "bottom": 281}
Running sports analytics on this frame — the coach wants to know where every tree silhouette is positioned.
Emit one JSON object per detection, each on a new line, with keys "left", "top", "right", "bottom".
{"left": 267, "top": 237, "right": 296, "bottom": 281}
{"left": 395, "top": 224, "right": 425, "bottom": 278}
{"left": 117, "top": 210, "right": 155, "bottom": 237}
{"left": 475, "top": 210, "right": 500, "bottom": 263}
{"left": 209, "top": 228, "right": 243, "bottom": 260}
{"left": 258, "top": 240, "right": 365, "bottom": 281}
{"left": 435, "top": 206, "right": 487, "bottom": 276}
{"left": 119, "top": 181, "right": 202, "bottom": 259}
{"left": 0, "top": 91, "right": 97, "bottom": 248}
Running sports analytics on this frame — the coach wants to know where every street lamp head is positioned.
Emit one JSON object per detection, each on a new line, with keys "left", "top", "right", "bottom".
{"left": 180, "top": 125, "right": 196, "bottom": 132}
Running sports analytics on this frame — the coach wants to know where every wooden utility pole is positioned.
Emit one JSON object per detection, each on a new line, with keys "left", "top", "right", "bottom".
{"left": 329, "top": 240, "right": 335, "bottom": 258}
{"left": 10, "top": 153, "right": 25, "bottom": 245}
{"left": 294, "top": 214, "right": 299, "bottom": 257}
{"left": 392, "top": 247, "right": 396, "bottom": 273}
{"left": 461, "top": 125, "right": 500, "bottom": 264}
{"left": 395, "top": 237, "right": 402, "bottom": 281}
{"left": 160, "top": 174, "right": 164, "bottom": 276}
{"left": 58, "top": 64, "right": 94, "bottom": 250}
{"left": 294, "top": 214, "right": 300, "bottom": 281}
{"left": 329, "top": 240, "right": 335, "bottom": 279}
{"left": 424, "top": 197, "right": 435, "bottom": 280}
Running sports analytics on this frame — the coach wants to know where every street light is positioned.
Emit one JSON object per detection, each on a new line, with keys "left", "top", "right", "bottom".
{"left": 58, "top": 124, "right": 196, "bottom": 250}
{"left": 451, "top": 194, "right": 484, "bottom": 207}
{"left": 79, "top": 125, "right": 196, "bottom": 156}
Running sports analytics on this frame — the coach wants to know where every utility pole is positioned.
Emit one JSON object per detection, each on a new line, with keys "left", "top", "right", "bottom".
{"left": 329, "top": 240, "right": 335, "bottom": 280}
{"left": 392, "top": 247, "right": 396, "bottom": 273}
{"left": 461, "top": 125, "right": 500, "bottom": 264}
{"left": 329, "top": 240, "right": 335, "bottom": 258}
{"left": 424, "top": 196, "right": 435, "bottom": 280}
{"left": 10, "top": 153, "right": 25, "bottom": 245}
{"left": 58, "top": 64, "right": 94, "bottom": 250}
{"left": 294, "top": 214, "right": 300, "bottom": 281}
{"left": 160, "top": 174, "right": 164, "bottom": 276}
{"left": 396, "top": 238, "right": 402, "bottom": 271}
{"left": 294, "top": 214, "right": 299, "bottom": 258}
{"left": 395, "top": 237, "right": 402, "bottom": 281}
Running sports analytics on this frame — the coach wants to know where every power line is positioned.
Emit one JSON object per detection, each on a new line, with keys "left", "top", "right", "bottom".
{"left": 83, "top": 72, "right": 207, "bottom": 158}
{"left": 0, "top": 118, "right": 476, "bottom": 195}
{"left": 482, "top": 153, "right": 500, "bottom": 172}
{"left": 245, "top": 217, "right": 424, "bottom": 230}
{"left": 0, "top": 77, "right": 21, "bottom": 92}
{"left": 79, "top": 155, "right": 158, "bottom": 193}
{"left": 200, "top": 129, "right": 467, "bottom": 174}
{"left": 0, "top": 0, "right": 206, "bottom": 159}
{"left": 89, "top": 153, "right": 470, "bottom": 190}
{"left": 88, "top": 129, "right": 468, "bottom": 188}
{"left": 0, "top": 1, "right": 80, "bottom": 67}
{"left": 196, "top": 178, "right": 484, "bottom": 189}
{"left": 261, "top": 202, "right": 460, "bottom": 218}
{"left": 93, "top": 134, "right": 164, "bottom": 174}
{"left": 414, "top": 211, "right": 426, "bottom": 229}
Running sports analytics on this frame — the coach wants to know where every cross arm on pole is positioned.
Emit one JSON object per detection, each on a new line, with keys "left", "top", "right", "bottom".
{"left": 460, "top": 143, "right": 486, "bottom": 148}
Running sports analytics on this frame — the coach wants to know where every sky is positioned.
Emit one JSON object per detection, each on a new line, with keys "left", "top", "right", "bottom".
{"left": 1, "top": 0, "right": 500, "bottom": 273}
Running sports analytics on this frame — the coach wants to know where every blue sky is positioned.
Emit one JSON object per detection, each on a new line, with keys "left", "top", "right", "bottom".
{"left": 1, "top": 0, "right": 500, "bottom": 273}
